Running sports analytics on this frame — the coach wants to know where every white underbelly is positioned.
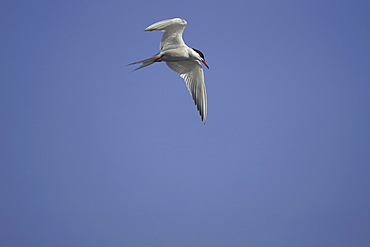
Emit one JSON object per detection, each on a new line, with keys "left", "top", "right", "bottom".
{"left": 161, "top": 48, "right": 191, "bottom": 61}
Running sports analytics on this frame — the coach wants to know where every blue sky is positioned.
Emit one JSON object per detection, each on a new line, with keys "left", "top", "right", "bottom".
{"left": 1, "top": 1, "right": 370, "bottom": 246}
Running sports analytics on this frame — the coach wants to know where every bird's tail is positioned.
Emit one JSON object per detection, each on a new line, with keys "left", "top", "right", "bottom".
{"left": 127, "top": 57, "right": 156, "bottom": 71}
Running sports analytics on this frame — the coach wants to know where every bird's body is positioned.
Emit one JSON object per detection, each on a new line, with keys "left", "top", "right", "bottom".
{"left": 159, "top": 48, "right": 195, "bottom": 61}
{"left": 128, "top": 18, "right": 209, "bottom": 124}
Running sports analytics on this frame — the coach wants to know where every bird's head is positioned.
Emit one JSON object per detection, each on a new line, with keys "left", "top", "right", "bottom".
{"left": 192, "top": 48, "right": 209, "bottom": 69}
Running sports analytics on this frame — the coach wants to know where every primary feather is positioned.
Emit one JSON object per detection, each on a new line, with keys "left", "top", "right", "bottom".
{"left": 144, "top": 18, "right": 187, "bottom": 51}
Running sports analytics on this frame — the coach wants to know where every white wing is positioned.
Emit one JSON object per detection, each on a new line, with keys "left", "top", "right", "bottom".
{"left": 144, "top": 18, "right": 187, "bottom": 51}
{"left": 166, "top": 61, "right": 207, "bottom": 123}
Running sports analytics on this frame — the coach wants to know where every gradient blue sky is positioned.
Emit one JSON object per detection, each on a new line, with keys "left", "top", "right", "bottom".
{"left": 1, "top": 1, "right": 370, "bottom": 246}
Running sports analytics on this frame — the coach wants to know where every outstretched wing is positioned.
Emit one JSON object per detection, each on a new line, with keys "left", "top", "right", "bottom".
{"left": 166, "top": 61, "right": 207, "bottom": 123}
{"left": 144, "top": 18, "right": 187, "bottom": 51}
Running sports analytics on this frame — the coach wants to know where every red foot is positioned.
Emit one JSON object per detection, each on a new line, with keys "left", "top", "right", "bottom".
{"left": 154, "top": 56, "right": 163, "bottom": 62}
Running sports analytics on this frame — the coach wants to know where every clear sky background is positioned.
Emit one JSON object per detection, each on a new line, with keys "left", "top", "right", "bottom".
{"left": 1, "top": 1, "right": 370, "bottom": 246}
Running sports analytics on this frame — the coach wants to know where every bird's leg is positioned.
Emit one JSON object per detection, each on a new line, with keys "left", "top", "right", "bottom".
{"left": 154, "top": 55, "right": 163, "bottom": 62}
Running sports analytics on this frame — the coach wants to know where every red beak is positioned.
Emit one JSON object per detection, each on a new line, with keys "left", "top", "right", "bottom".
{"left": 202, "top": 60, "right": 209, "bottom": 69}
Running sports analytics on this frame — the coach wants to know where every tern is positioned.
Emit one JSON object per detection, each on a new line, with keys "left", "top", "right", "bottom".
{"left": 128, "top": 18, "right": 209, "bottom": 124}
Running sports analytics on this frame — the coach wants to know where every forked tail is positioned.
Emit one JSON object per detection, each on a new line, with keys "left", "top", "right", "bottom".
{"left": 127, "top": 57, "right": 156, "bottom": 71}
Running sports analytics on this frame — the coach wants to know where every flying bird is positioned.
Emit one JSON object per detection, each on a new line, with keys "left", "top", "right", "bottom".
{"left": 128, "top": 18, "right": 209, "bottom": 124}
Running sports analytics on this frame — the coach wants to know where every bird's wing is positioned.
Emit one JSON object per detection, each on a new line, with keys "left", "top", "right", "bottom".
{"left": 144, "top": 18, "right": 187, "bottom": 51}
{"left": 166, "top": 61, "right": 207, "bottom": 123}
